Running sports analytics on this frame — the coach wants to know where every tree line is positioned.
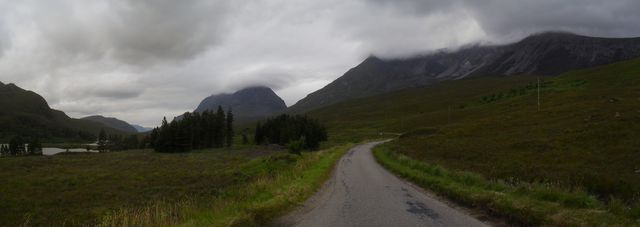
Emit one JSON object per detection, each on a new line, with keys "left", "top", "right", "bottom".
{"left": 0, "top": 136, "right": 42, "bottom": 156}
{"left": 254, "top": 114, "right": 327, "bottom": 153}
{"left": 148, "top": 106, "right": 234, "bottom": 153}
{"left": 94, "top": 128, "right": 141, "bottom": 152}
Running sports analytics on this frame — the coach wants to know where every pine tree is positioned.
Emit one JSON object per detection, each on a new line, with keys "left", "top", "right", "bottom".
{"left": 156, "top": 117, "right": 171, "bottom": 152}
{"left": 149, "top": 127, "right": 159, "bottom": 148}
{"left": 27, "top": 137, "right": 42, "bottom": 155}
{"left": 202, "top": 110, "right": 213, "bottom": 148}
{"left": 226, "top": 108, "right": 234, "bottom": 147}
{"left": 257, "top": 114, "right": 327, "bottom": 150}
{"left": 215, "top": 106, "right": 226, "bottom": 148}
{"left": 0, "top": 144, "right": 8, "bottom": 156}
{"left": 97, "top": 129, "right": 108, "bottom": 152}
{"left": 125, "top": 135, "right": 138, "bottom": 150}
{"left": 255, "top": 122, "right": 264, "bottom": 145}
{"left": 242, "top": 134, "right": 249, "bottom": 144}
{"left": 9, "top": 136, "right": 25, "bottom": 156}
{"left": 149, "top": 108, "right": 245, "bottom": 153}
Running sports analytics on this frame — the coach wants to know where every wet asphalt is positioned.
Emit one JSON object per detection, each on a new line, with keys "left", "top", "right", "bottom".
{"left": 285, "top": 141, "right": 489, "bottom": 227}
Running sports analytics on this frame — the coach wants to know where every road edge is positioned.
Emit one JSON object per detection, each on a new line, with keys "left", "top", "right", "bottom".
{"left": 372, "top": 140, "right": 510, "bottom": 227}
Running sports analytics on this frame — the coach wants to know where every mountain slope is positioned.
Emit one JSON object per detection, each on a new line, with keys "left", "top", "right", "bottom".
{"left": 290, "top": 32, "right": 640, "bottom": 113}
{"left": 308, "top": 57, "right": 640, "bottom": 201}
{"left": 193, "top": 86, "right": 287, "bottom": 122}
{"left": 0, "top": 82, "right": 130, "bottom": 141}
{"left": 81, "top": 115, "right": 138, "bottom": 133}
{"left": 132, "top": 124, "right": 152, "bottom": 133}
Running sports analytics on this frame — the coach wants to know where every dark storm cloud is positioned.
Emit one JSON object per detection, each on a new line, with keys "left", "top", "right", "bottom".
{"left": 465, "top": 0, "right": 640, "bottom": 39}
{"left": 31, "top": 0, "right": 231, "bottom": 66}
{"left": 0, "top": 0, "right": 638, "bottom": 126}
{"left": 76, "top": 87, "right": 143, "bottom": 100}
{"left": 104, "top": 0, "right": 231, "bottom": 65}
{"left": 367, "top": 0, "right": 640, "bottom": 41}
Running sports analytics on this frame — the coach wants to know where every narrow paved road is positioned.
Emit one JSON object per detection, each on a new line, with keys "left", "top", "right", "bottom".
{"left": 278, "top": 141, "right": 489, "bottom": 227}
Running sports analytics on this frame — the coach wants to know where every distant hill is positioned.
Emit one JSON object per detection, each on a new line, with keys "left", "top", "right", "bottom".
{"left": 290, "top": 32, "right": 640, "bottom": 113}
{"left": 0, "top": 82, "right": 130, "bottom": 142}
{"left": 191, "top": 86, "right": 287, "bottom": 123}
{"left": 132, "top": 124, "right": 153, "bottom": 133}
{"left": 81, "top": 115, "right": 138, "bottom": 133}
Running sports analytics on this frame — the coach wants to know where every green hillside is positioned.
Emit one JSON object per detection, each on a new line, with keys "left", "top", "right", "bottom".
{"left": 309, "top": 58, "right": 640, "bottom": 201}
{"left": 0, "top": 82, "right": 131, "bottom": 142}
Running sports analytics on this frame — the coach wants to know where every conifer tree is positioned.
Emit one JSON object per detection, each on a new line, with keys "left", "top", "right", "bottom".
{"left": 242, "top": 133, "right": 249, "bottom": 144}
{"left": 256, "top": 114, "right": 327, "bottom": 150}
{"left": 226, "top": 108, "right": 234, "bottom": 147}
{"left": 27, "top": 137, "right": 42, "bottom": 155}
{"left": 149, "top": 108, "right": 245, "bottom": 152}
{"left": 255, "top": 122, "right": 264, "bottom": 145}
{"left": 0, "top": 144, "right": 8, "bottom": 156}
{"left": 149, "top": 127, "right": 159, "bottom": 148}
{"left": 97, "top": 129, "right": 108, "bottom": 152}
{"left": 155, "top": 117, "right": 171, "bottom": 152}
{"left": 9, "top": 136, "right": 25, "bottom": 156}
{"left": 215, "top": 106, "right": 226, "bottom": 148}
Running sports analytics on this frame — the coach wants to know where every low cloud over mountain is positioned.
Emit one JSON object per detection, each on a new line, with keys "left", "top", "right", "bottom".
{"left": 0, "top": 0, "right": 638, "bottom": 126}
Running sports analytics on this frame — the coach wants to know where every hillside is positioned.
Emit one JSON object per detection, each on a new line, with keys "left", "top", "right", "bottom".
{"left": 0, "top": 82, "right": 131, "bottom": 141}
{"left": 81, "top": 115, "right": 138, "bottom": 133}
{"left": 291, "top": 32, "right": 640, "bottom": 113}
{"left": 308, "top": 58, "right": 640, "bottom": 201}
{"left": 192, "top": 86, "right": 287, "bottom": 122}
{"left": 132, "top": 124, "right": 152, "bottom": 132}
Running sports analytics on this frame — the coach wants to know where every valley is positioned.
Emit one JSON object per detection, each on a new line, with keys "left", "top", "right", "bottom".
{"left": 1, "top": 31, "right": 640, "bottom": 226}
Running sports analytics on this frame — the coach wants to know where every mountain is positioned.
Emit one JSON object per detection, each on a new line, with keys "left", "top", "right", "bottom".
{"left": 81, "top": 115, "right": 138, "bottom": 133}
{"left": 0, "top": 82, "right": 130, "bottom": 141}
{"left": 305, "top": 56, "right": 640, "bottom": 220}
{"left": 132, "top": 124, "right": 153, "bottom": 133}
{"left": 290, "top": 32, "right": 640, "bottom": 113}
{"left": 192, "top": 86, "right": 287, "bottom": 122}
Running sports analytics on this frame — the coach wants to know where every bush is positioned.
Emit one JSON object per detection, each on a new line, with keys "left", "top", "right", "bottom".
{"left": 287, "top": 137, "right": 306, "bottom": 155}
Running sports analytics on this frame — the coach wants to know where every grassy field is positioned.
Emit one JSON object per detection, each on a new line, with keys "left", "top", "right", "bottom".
{"left": 0, "top": 144, "right": 352, "bottom": 226}
{"left": 374, "top": 143, "right": 639, "bottom": 226}
{"left": 309, "top": 58, "right": 640, "bottom": 212}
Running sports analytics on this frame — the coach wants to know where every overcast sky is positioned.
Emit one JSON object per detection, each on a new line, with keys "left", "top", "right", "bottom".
{"left": 1, "top": 0, "right": 639, "bottom": 127}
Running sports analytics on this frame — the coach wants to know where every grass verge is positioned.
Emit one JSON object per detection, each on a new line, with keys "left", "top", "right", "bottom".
{"left": 373, "top": 142, "right": 640, "bottom": 226}
{"left": 97, "top": 143, "right": 352, "bottom": 226}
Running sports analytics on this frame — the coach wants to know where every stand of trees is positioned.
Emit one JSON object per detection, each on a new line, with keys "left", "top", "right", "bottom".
{"left": 0, "top": 136, "right": 42, "bottom": 156}
{"left": 149, "top": 106, "right": 234, "bottom": 153}
{"left": 254, "top": 114, "right": 327, "bottom": 151}
{"left": 95, "top": 129, "right": 141, "bottom": 152}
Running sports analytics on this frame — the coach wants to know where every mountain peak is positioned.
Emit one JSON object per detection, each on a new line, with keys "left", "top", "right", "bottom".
{"left": 234, "top": 86, "right": 273, "bottom": 94}
{"left": 290, "top": 32, "right": 640, "bottom": 113}
{"left": 0, "top": 83, "right": 25, "bottom": 92}
{"left": 517, "top": 31, "right": 586, "bottom": 43}
{"left": 193, "top": 86, "right": 286, "bottom": 122}
{"left": 362, "top": 55, "right": 383, "bottom": 64}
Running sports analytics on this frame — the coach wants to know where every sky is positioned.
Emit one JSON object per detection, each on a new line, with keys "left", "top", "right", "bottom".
{"left": 0, "top": 0, "right": 639, "bottom": 127}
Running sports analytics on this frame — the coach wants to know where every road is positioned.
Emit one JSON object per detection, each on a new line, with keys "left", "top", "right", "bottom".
{"left": 276, "top": 141, "right": 490, "bottom": 227}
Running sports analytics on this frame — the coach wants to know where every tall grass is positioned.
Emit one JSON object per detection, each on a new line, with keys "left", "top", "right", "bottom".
{"left": 97, "top": 144, "right": 352, "bottom": 226}
{"left": 373, "top": 143, "right": 639, "bottom": 226}
{"left": 98, "top": 200, "right": 195, "bottom": 227}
